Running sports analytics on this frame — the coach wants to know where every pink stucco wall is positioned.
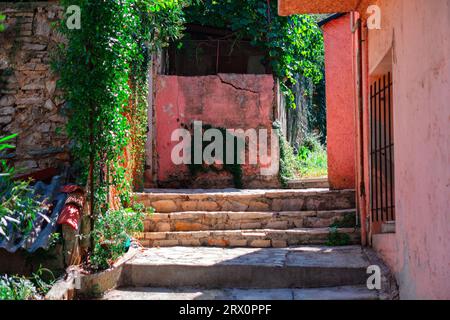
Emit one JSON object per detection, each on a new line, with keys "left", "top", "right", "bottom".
{"left": 323, "top": 14, "right": 357, "bottom": 190}
{"left": 364, "top": 0, "right": 450, "bottom": 299}
{"left": 279, "top": 0, "right": 450, "bottom": 300}
{"left": 153, "top": 74, "right": 279, "bottom": 188}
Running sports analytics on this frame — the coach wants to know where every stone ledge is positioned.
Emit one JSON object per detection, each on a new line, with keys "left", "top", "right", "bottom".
{"left": 45, "top": 245, "right": 140, "bottom": 300}
{"left": 0, "top": 2, "right": 60, "bottom": 11}
{"left": 137, "top": 228, "right": 361, "bottom": 248}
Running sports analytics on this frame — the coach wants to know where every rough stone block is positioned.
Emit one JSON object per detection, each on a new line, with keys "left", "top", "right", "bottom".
{"left": 151, "top": 200, "right": 178, "bottom": 213}
{"left": 174, "top": 221, "right": 206, "bottom": 231}
{"left": 198, "top": 201, "right": 219, "bottom": 211}
{"left": 153, "top": 240, "right": 179, "bottom": 247}
{"left": 271, "top": 240, "right": 288, "bottom": 248}
{"left": 247, "top": 201, "right": 270, "bottom": 211}
{"left": 266, "top": 221, "right": 289, "bottom": 229}
{"left": 145, "top": 232, "right": 167, "bottom": 240}
{"left": 180, "top": 239, "right": 201, "bottom": 246}
{"left": 180, "top": 201, "right": 198, "bottom": 211}
{"left": 240, "top": 222, "right": 263, "bottom": 230}
{"left": 229, "top": 240, "right": 248, "bottom": 247}
{"left": 156, "top": 223, "right": 171, "bottom": 232}
{"left": 207, "top": 239, "right": 229, "bottom": 247}
{"left": 249, "top": 240, "right": 271, "bottom": 248}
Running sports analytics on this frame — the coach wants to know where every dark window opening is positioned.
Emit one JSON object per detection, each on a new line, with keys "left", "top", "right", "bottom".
{"left": 166, "top": 24, "right": 272, "bottom": 76}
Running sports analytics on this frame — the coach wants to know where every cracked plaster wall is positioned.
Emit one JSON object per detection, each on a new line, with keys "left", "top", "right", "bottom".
{"left": 153, "top": 74, "right": 280, "bottom": 188}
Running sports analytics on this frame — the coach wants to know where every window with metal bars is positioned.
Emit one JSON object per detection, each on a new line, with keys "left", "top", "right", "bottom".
{"left": 369, "top": 72, "right": 395, "bottom": 225}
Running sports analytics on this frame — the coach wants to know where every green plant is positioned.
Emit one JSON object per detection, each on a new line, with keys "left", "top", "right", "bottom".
{"left": 30, "top": 267, "right": 56, "bottom": 296}
{"left": 55, "top": 1, "right": 187, "bottom": 256}
{"left": 326, "top": 227, "right": 351, "bottom": 246}
{"left": 0, "top": 13, "right": 5, "bottom": 32}
{"left": 0, "top": 275, "right": 37, "bottom": 300}
{"left": 0, "top": 267, "right": 55, "bottom": 300}
{"left": 296, "top": 133, "right": 328, "bottom": 178}
{"left": 0, "top": 134, "right": 44, "bottom": 240}
{"left": 183, "top": 0, "right": 324, "bottom": 109}
{"left": 274, "top": 122, "right": 299, "bottom": 187}
{"left": 90, "top": 208, "right": 145, "bottom": 270}
{"left": 329, "top": 213, "right": 356, "bottom": 228}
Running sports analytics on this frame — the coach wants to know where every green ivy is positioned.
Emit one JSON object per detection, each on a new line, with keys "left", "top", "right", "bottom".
{"left": 90, "top": 207, "right": 145, "bottom": 270}
{"left": 326, "top": 227, "right": 351, "bottom": 246}
{"left": 54, "top": 1, "right": 186, "bottom": 222}
{"left": 0, "top": 13, "right": 5, "bottom": 32}
{"left": 273, "top": 122, "right": 297, "bottom": 187}
{"left": 183, "top": 0, "right": 324, "bottom": 109}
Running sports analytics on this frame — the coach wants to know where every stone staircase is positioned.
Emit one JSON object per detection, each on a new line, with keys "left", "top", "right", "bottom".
{"left": 134, "top": 188, "right": 360, "bottom": 248}
{"left": 103, "top": 245, "right": 386, "bottom": 300}
{"left": 101, "top": 189, "right": 393, "bottom": 300}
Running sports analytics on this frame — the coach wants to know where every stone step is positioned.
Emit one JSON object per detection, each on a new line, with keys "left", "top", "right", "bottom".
{"left": 144, "top": 209, "right": 356, "bottom": 232}
{"left": 102, "top": 285, "right": 379, "bottom": 300}
{"left": 287, "top": 178, "right": 330, "bottom": 189}
{"left": 120, "top": 246, "right": 370, "bottom": 289}
{"left": 136, "top": 227, "right": 360, "bottom": 248}
{"left": 135, "top": 188, "right": 355, "bottom": 213}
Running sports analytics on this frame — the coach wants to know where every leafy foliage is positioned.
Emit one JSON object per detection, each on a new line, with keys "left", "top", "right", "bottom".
{"left": 0, "top": 134, "right": 43, "bottom": 240}
{"left": 55, "top": 1, "right": 186, "bottom": 239}
{"left": 0, "top": 267, "right": 55, "bottom": 300}
{"left": 276, "top": 128, "right": 328, "bottom": 184}
{"left": 326, "top": 227, "right": 351, "bottom": 246}
{"left": 0, "top": 275, "right": 36, "bottom": 300}
{"left": 0, "top": 13, "right": 5, "bottom": 32}
{"left": 296, "top": 133, "right": 327, "bottom": 178}
{"left": 183, "top": 0, "right": 324, "bottom": 109}
{"left": 274, "top": 122, "right": 297, "bottom": 187}
{"left": 90, "top": 207, "right": 146, "bottom": 270}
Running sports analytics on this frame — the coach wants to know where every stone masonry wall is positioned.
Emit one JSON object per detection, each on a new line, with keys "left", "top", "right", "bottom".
{"left": 0, "top": 2, "right": 68, "bottom": 173}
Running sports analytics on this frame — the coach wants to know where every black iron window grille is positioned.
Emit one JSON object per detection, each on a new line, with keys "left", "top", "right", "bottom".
{"left": 370, "top": 72, "right": 395, "bottom": 223}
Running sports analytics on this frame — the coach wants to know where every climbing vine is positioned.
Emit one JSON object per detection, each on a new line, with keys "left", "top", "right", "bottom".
{"left": 0, "top": 13, "right": 5, "bottom": 32}
{"left": 183, "top": 0, "right": 324, "bottom": 109}
{"left": 55, "top": 0, "right": 186, "bottom": 221}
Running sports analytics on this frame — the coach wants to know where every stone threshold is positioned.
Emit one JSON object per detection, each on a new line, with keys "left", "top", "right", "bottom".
{"left": 102, "top": 285, "right": 379, "bottom": 300}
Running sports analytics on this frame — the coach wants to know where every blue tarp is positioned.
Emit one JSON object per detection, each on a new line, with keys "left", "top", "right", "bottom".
{"left": 0, "top": 176, "right": 67, "bottom": 253}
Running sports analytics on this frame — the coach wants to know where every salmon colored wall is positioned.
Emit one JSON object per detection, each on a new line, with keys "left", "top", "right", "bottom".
{"left": 153, "top": 74, "right": 280, "bottom": 188}
{"left": 323, "top": 14, "right": 356, "bottom": 190}
{"left": 280, "top": 0, "right": 450, "bottom": 300}
{"left": 363, "top": 0, "right": 450, "bottom": 299}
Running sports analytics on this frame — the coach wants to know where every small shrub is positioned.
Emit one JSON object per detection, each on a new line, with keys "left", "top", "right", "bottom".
{"left": 90, "top": 208, "right": 145, "bottom": 271}
{"left": 0, "top": 134, "right": 43, "bottom": 240}
{"left": 278, "top": 130, "right": 300, "bottom": 186}
{"left": 302, "top": 132, "right": 323, "bottom": 153}
{"left": 326, "top": 227, "right": 351, "bottom": 246}
{"left": 0, "top": 275, "right": 37, "bottom": 300}
{"left": 0, "top": 267, "right": 55, "bottom": 300}
{"left": 297, "top": 133, "right": 328, "bottom": 178}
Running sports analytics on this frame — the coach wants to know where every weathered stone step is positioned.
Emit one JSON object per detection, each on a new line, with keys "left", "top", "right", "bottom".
{"left": 287, "top": 178, "right": 329, "bottom": 189}
{"left": 102, "top": 285, "right": 379, "bottom": 300}
{"left": 120, "top": 246, "right": 370, "bottom": 289}
{"left": 135, "top": 188, "right": 355, "bottom": 213}
{"left": 144, "top": 209, "right": 356, "bottom": 232}
{"left": 136, "top": 227, "right": 360, "bottom": 248}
